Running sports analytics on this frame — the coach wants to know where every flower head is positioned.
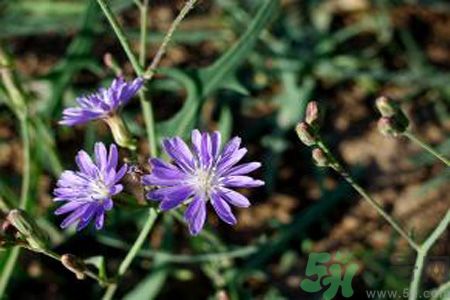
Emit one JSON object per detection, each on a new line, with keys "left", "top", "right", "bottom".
{"left": 53, "top": 142, "right": 127, "bottom": 231}
{"left": 142, "top": 130, "right": 264, "bottom": 235}
{"left": 60, "top": 77, "right": 144, "bottom": 126}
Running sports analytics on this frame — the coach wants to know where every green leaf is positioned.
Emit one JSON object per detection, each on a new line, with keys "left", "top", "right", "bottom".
{"left": 123, "top": 216, "right": 174, "bottom": 300}
{"left": 155, "top": 68, "right": 201, "bottom": 139}
{"left": 220, "top": 75, "right": 250, "bottom": 96}
{"left": 156, "top": 0, "right": 279, "bottom": 139}
{"left": 85, "top": 256, "right": 107, "bottom": 281}
{"left": 198, "top": 0, "right": 280, "bottom": 96}
{"left": 218, "top": 104, "right": 233, "bottom": 142}
{"left": 276, "top": 74, "right": 315, "bottom": 129}
{"left": 123, "top": 260, "right": 170, "bottom": 300}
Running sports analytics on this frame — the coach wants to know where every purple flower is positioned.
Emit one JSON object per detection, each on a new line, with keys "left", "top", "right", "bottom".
{"left": 60, "top": 77, "right": 144, "bottom": 126}
{"left": 53, "top": 142, "right": 127, "bottom": 231}
{"left": 142, "top": 130, "right": 264, "bottom": 235}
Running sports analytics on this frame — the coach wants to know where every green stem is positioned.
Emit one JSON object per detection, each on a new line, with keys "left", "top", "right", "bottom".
{"left": 317, "top": 140, "right": 420, "bottom": 251}
{"left": 409, "top": 211, "right": 450, "bottom": 300}
{"left": 409, "top": 249, "right": 426, "bottom": 300}
{"left": 102, "top": 208, "right": 158, "bottom": 300}
{"left": 97, "top": 1, "right": 160, "bottom": 299}
{"left": 431, "top": 280, "right": 450, "bottom": 300}
{"left": 19, "top": 117, "right": 31, "bottom": 210}
{"left": 96, "top": 0, "right": 144, "bottom": 76}
{"left": 0, "top": 248, "right": 20, "bottom": 297}
{"left": 140, "top": 96, "right": 157, "bottom": 155}
{"left": 403, "top": 131, "right": 450, "bottom": 167}
{"left": 0, "top": 46, "right": 31, "bottom": 297}
{"left": 138, "top": 0, "right": 157, "bottom": 155}
{"left": 98, "top": 235, "right": 257, "bottom": 264}
{"left": 145, "top": 0, "right": 198, "bottom": 79}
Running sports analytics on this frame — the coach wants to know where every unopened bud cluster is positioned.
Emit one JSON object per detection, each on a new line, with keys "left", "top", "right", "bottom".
{"left": 296, "top": 101, "right": 333, "bottom": 168}
{"left": 375, "top": 96, "right": 409, "bottom": 137}
{"left": 0, "top": 209, "right": 49, "bottom": 253}
{"left": 296, "top": 101, "right": 322, "bottom": 146}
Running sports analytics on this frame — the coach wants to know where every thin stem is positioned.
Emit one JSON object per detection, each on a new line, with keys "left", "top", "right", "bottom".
{"left": 98, "top": 236, "right": 257, "bottom": 264}
{"left": 431, "top": 280, "right": 450, "bottom": 300}
{"left": 138, "top": 0, "right": 157, "bottom": 155}
{"left": 98, "top": 1, "right": 160, "bottom": 299}
{"left": 36, "top": 249, "right": 110, "bottom": 286}
{"left": 409, "top": 249, "right": 426, "bottom": 300}
{"left": 409, "top": 211, "right": 450, "bottom": 300}
{"left": 0, "top": 46, "right": 30, "bottom": 297}
{"left": 19, "top": 117, "right": 31, "bottom": 210}
{"left": 0, "top": 248, "right": 20, "bottom": 297}
{"left": 139, "top": 0, "right": 149, "bottom": 67}
{"left": 102, "top": 208, "right": 158, "bottom": 300}
{"left": 145, "top": 0, "right": 198, "bottom": 79}
{"left": 403, "top": 131, "right": 450, "bottom": 167}
{"left": 96, "top": 0, "right": 144, "bottom": 76}
{"left": 317, "top": 140, "right": 420, "bottom": 251}
{"left": 421, "top": 210, "right": 450, "bottom": 252}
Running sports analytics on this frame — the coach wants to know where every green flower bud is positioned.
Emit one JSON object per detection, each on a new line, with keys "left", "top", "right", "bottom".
{"left": 295, "top": 122, "right": 317, "bottom": 147}
{"left": 105, "top": 114, "right": 137, "bottom": 151}
{"left": 6, "top": 209, "right": 49, "bottom": 252}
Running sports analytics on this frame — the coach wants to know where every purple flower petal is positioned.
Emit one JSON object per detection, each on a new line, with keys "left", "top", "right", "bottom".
{"left": 218, "top": 187, "right": 251, "bottom": 208}
{"left": 142, "top": 130, "right": 264, "bottom": 235}
{"left": 221, "top": 176, "right": 265, "bottom": 188}
{"left": 95, "top": 210, "right": 105, "bottom": 230}
{"left": 75, "top": 150, "right": 97, "bottom": 177}
{"left": 55, "top": 201, "right": 84, "bottom": 215}
{"left": 53, "top": 142, "right": 126, "bottom": 231}
{"left": 211, "top": 191, "right": 237, "bottom": 225}
{"left": 147, "top": 185, "right": 194, "bottom": 210}
{"left": 224, "top": 162, "right": 261, "bottom": 176}
{"left": 162, "top": 137, "right": 195, "bottom": 172}
{"left": 184, "top": 196, "right": 206, "bottom": 235}
{"left": 95, "top": 142, "right": 108, "bottom": 171}
{"left": 210, "top": 131, "right": 221, "bottom": 159}
{"left": 60, "top": 205, "right": 88, "bottom": 229}
{"left": 60, "top": 77, "right": 143, "bottom": 126}
{"left": 217, "top": 148, "right": 248, "bottom": 174}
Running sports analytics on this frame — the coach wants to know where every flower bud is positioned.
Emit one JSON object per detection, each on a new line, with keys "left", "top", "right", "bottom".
{"left": 295, "top": 122, "right": 317, "bottom": 146}
{"left": 305, "top": 101, "right": 321, "bottom": 127}
{"left": 105, "top": 114, "right": 137, "bottom": 151}
{"left": 312, "top": 148, "right": 330, "bottom": 167}
{"left": 61, "top": 254, "right": 86, "bottom": 280}
{"left": 103, "top": 53, "right": 122, "bottom": 76}
{"left": 375, "top": 96, "right": 397, "bottom": 117}
{"left": 6, "top": 209, "right": 49, "bottom": 252}
{"left": 378, "top": 117, "right": 401, "bottom": 137}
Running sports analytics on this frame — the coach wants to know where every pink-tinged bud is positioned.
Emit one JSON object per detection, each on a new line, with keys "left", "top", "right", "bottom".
{"left": 375, "top": 96, "right": 397, "bottom": 117}
{"left": 378, "top": 117, "right": 400, "bottom": 137}
{"left": 312, "top": 148, "right": 330, "bottom": 167}
{"left": 216, "top": 290, "right": 230, "bottom": 300}
{"left": 61, "top": 254, "right": 86, "bottom": 280}
{"left": 295, "top": 122, "right": 316, "bottom": 146}
{"left": 305, "top": 101, "right": 320, "bottom": 127}
{"left": 103, "top": 53, "right": 122, "bottom": 76}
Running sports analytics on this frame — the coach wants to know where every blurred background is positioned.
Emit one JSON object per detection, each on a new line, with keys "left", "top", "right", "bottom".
{"left": 0, "top": 0, "right": 449, "bottom": 299}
